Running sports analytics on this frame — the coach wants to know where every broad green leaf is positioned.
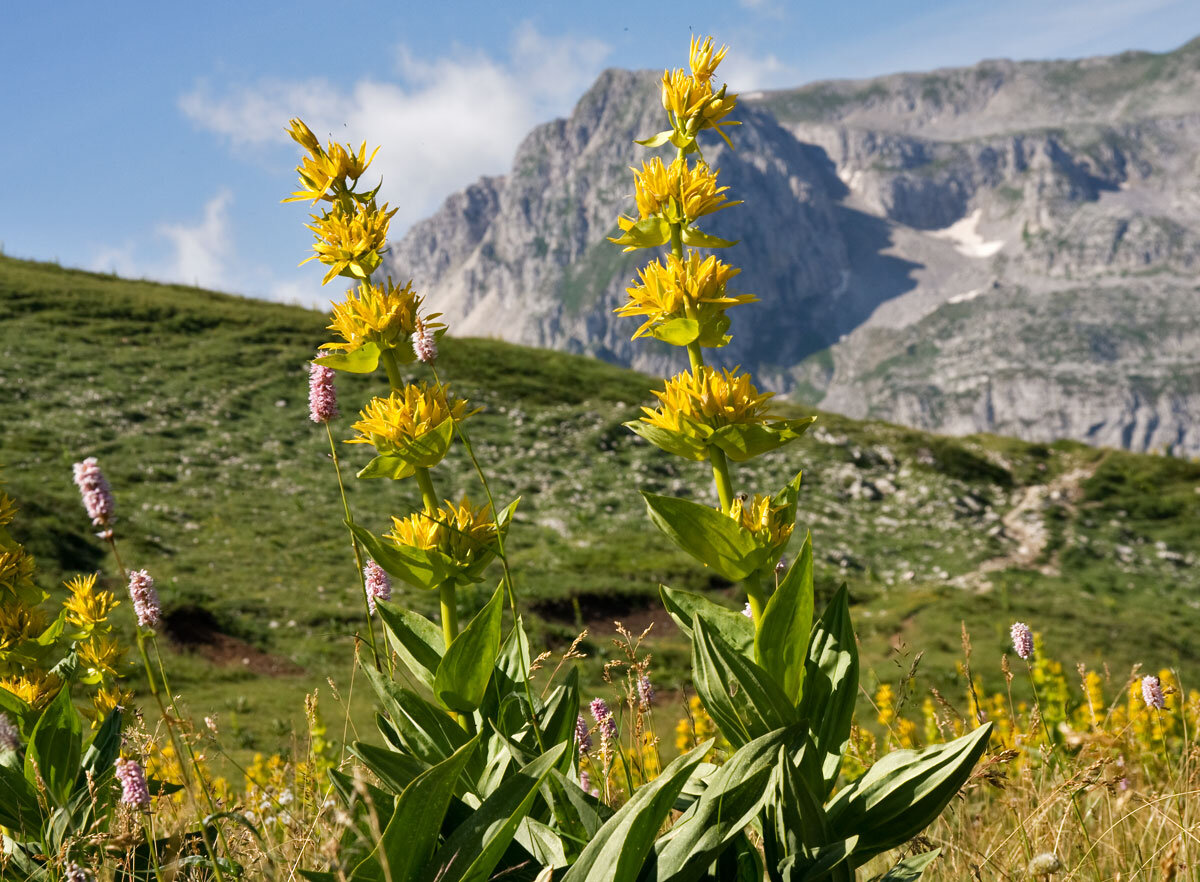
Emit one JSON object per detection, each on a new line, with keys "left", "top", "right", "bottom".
{"left": 389, "top": 418, "right": 455, "bottom": 470}
{"left": 608, "top": 217, "right": 671, "bottom": 251}
{"left": 624, "top": 421, "right": 708, "bottom": 461}
{"left": 826, "top": 724, "right": 992, "bottom": 869}
{"left": 796, "top": 585, "right": 859, "bottom": 797}
{"left": 756, "top": 533, "right": 815, "bottom": 704}
{"left": 648, "top": 317, "right": 700, "bottom": 346}
{"left": 709, "top": 418, "right": 816, "bottom": 462}
{"left": 435, "top": 585, "right": 505, "bottom": 713}
{"left": 347, "top": 520, "right": 450, "bottom": 590}
{"left": 651, "top": 725, "right": 799, "bottom": 881}
{"left": 356, "top": 454, "right": 418, "bottom": 480}
{"left": 376, "top": 601, "right": 444, "bottom": 690}
{"left": 692, "top": 617, "right": 797, "bottom": 748}
{"left": 26, "top": 686, "right": 81, "bottom": 807}
{"left": 642, "top": 492, "right": 769, "bottom": 581}
{"left": 660, "top": 584, "right": 754, "bottom": 657}
{"left": 870, "top": 850, "right": 942, "bottom": 882}
{"left": 680, "top": 226, "right": 738, "bottom": 248}
{"left": 353, "top": 736, "right": 479, "bottom": 882}
{"left": 0, "top": 761, "right": 42, "bottom": 830}
{"left": 426, "top": 744, "right": 567, "bottom": 882}
{"left": 635, "top": 130, "right": 675, "bottom": 148}
{"left": 561, "top": 739, "right": 713, "bottom": 882}
{"left": 361, "top": 666, "right": 470, "bottom": 768}
{"left": 314, "top": 342, "right": 381, "bottom": 374}
{"left": 350, "top": 741, "right": 428, "bottom": 795}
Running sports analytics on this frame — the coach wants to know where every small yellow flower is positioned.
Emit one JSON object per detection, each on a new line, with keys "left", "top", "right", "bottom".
{"left": 0, "top": 491, "right": 16, "bottom": 527}
{"left": 283, "top": 118, "right": 380, "bottom": 204}
{"left": 302, "top": 199, "right": 398, "bottom": 285}
{"left": 616, "top": 250, "right": 753, "bottom": 342}
{"left": 324, "top": 278, "right": 442, "bottom": 354}
{"left": 689, "top": 35, "right": 729, "bottom": 86}
{"left": 631, "top": 157, "right": 740, "bottom": 227}
{"left": 0, "top": 601, "right": 45, "bottom": 653}
{"left": 0, "top": 547, "right": 35, "bottom": 592}
{"left": 659, "top": 37, "right": 739, "bottom": 146}
{"left": 728, "top": 493, "right": 794, "bottom": 553}
{"left": 641, "top": 366, "right": 773, "bottom": 434}
{"left": 79, "top": 633, "right": 126, "bottom": 680}
{"left": 348, "top": 384, "right": 473, "bottom": 455}
{"left": 0, "top": 670, "right": 60, "bottom": 708}
{"left": 63, "top": 573, "right": 119, "bottom": 628}
{"left": 387, "top": 496, "right": 498, "bottom": 569}
{"left": 92, "top": 685, "right": 134, "bottom": 721}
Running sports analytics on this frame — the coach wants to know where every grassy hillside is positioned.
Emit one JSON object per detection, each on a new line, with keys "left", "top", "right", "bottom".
{"left": 2, "top": 255, "right": 1198, "bottom": 756}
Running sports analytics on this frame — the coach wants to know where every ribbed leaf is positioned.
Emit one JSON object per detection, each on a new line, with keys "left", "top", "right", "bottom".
{"left": 650, "top": 725, "right": 800, "bottom": 881}
{"left": 796, "top": 585, "right": 858, "bottom": 796}
{"left": 361, "top": 666, "right": 469, "bottom": 767}
{"left": 26, "top": 686, "right": 81, "bottom": 807}
{"left": 435, "top": 585, "right": 504, "bottom": 713}
{"left": 642, "top": 492, "right": 768, "bottom": 581}
{"left": 560, "top": 740, "right": 713, "bottom": 882}
{"left": 755, "top": 533, "right": 814, "bottom": 704}
{"left": 660, "top": 584, "right": 754, "bottom": 657}
{"left": 826, "top": 724, "right": 992, "bottom": 868}
{"left": 625, "top": 421, "right": 708, "bottom": 461}
{"left": 348, "top": 520, "right": 451, "bottom": 590}
{"left": 692, "top": 616, "right": 797, "bottom": 748}
{"left": 428, "top": 744, "right": 567, "bottom": 882}
{"left": 870, "top": 850, "right": 942, "bottom": 882}
{"left": 375, "top": 601, "right": 443, "bottom": 690}
{"left": 314, "top": 343, "right": 381, "bottom": 374}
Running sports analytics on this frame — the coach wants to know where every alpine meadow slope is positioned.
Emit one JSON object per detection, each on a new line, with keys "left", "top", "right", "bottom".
{"left": 389, "top": 36, "right": 1200, "bottom": 457}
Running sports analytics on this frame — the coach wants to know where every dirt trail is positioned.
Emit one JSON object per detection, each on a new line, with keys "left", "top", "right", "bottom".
{"left": 956, "top": 458, "right": 1104, "bottom": 591}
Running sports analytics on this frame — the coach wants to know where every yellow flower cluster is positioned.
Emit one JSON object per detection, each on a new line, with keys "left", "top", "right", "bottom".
{"left": 302, "top": 198, "right": 398, "bottom": 286}
{"left": 348, "top": 383, "right": 472, "bottom": 454}
{"left": 728, "top": 493, "right": 794, "bottom": 553}
{"left": 674, "top": 694, "right": 731, "bottom": 759}
{"left": 631, "top": 156, "right": 739, "bottom": 227}
{"left": 283, "top": 119, "right": 380, "bottom": 205}
{"left": 323, "top": 278, "right": 442, "bottom": 355}
{"left": 63, "top": 572, "right": 119, "bottom": 628}
{"left": 641, "top": 366, "right": 773, "bottom": 434}
{"left": 616, "top": 251, "right": 753, "bottom": 342}
{"left": 661, "top": 36, "right": 740, "bottom": 147}
{"left": 387, "top": 496, "right": 498, "bottom": 567}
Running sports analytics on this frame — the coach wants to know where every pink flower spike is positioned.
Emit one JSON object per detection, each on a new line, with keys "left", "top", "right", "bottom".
{"left": 114, "top": 757, "right": 150, "bottom": 808}
{"left": 413, "top": 321, "right": 437, "bottom": 364}
{"left": 0, "top": 712, "right": 18, "bottom": 751}
{"left": 308, "top": 357, "right": 339, "bottom": 423}
{"left": 363, "top": 560, "right": 392, "bottom": 614}
{"left": 72, "top": 457, "right": 115, "bottom": 530}
{"left": 127, "top": 569, "right": 161, "bottom": 628}
{"left": 1010, "top": 622, "right": 1033, "bottom": 660}
{"left": 1142, "top": 675, "right": 1165, "bottom": 710}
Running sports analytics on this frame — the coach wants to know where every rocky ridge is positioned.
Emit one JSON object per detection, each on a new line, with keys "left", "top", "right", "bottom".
{"left": 388, "top": 38, "right": 1200, "bottom": 456}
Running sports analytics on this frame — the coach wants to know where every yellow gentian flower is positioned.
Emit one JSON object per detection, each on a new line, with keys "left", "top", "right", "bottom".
{"left": 348, "top": 384, "right": 473, "bottom": 456}
{"left": 0, "top": 670, "right": 60, "bottom": 708}
{"left": 616, "top": 250, "right": 753, "bottom": 342}
{"left": 283, "top": 118, "right": 380, "bottom": 204}
{"left": 0, "top": 602, "right": 45, "bottom": 653}
{"left": 302, "top": 200, "right": 398, "bottom": 285}
{"left": 0, "top": 491, "right": 16, "bottom": 528}
{"left": 63, "top": 573, "right": 119, "bottom": 628}
{"left": 324, "top": 278, "right": 443, "bottom": 354}
{"left": 631, "top": 157, "right": 740, "bottom": 227}
{"left": 387, "top": 497, "right": 498, "bottom": 570}
{"left": 641, "top": 366, "right": 773, "bottom": 433}
{"left": 728, "top": 493, "right": 794, "bottom": 554}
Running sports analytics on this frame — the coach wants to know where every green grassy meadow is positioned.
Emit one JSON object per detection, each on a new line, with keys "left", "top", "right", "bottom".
{"left": 2, "top": 254, "right": 1198, "bottom": 759}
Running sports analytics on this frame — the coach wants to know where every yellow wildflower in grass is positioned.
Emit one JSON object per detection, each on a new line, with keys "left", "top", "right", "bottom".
{"left": 616, "top": 250, "right": 753, "bottom": 343}
{"left": 62, "top": 573, "right": 119, "bottom": 628}
{"left": 324, "top": 278, "right": 442, "bottom": 354}
{"left": 674, "top": 695, "right": 728, "bottom": 759}
{"left": 875, "top": 683, "right": 896, "bottom": 728}
{"left": 728, "top": 493, "right": 794, "bottom": 553}
{"left": 0, "top": 669, "right": 60, "bottom": 708}
{"left": 631, "top": 157, "right": 740, "bottom": 226}
{"left": 283, "top": 118, "right": 380, "bottom": 204}
{"left": 92, "top": 685, "right": 133, "bottom": 721}
{"left": 0, "top": 602, "right": 45, "bottom": 654}
{"left": 0, "top": 547, "right": 36, "bottom": 592}
{"left": 387, "top": 496, "right": 497, "bottom": 567}
{"left": 302, "top": 199, "right": 398, "bottom": 285}
{"left": 79, "top": 633, "right": 126, "bottom": 680}
{"left": 641, "top": 366, "right": 773, "bottom": 434}
{"left": 0, "top": 490, "right": 16, "bottom": 527}
{"left": 348, "top": 383, "right": 473, "bottom": 456}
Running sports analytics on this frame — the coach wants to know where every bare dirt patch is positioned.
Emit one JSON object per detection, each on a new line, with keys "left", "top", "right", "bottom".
{"left": 162, "top": 605, "right": 304, "bottom": 676}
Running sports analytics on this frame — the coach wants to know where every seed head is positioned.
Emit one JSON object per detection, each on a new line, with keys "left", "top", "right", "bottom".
{"left": 1010, "top": 622, "right": 1033, "bottom": 660}
{"left": 1027, "top": 852, "right": 1062, "bottom": 876}
{"left": 0, "top": 712, "right": 19, "bottom": 751}
{"left": 1141, "top": 674, "right": 1165, "bottom": 710}
{"left": 363, "top": 560, "right": 392, "bottom": 614}
{"left": 308, "top": 358, "right": 339, "bottom": 423}
{"left": 127, "top": 569, "right": 161, "bottom": 628}
{"left": 72, "top": 457, "right": 115, "bottom": 534}
{"left": 114, "top": 757, "right": 150, "bottom": 808}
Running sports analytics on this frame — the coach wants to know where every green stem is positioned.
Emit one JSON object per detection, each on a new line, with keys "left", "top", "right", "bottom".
{"left": 380, "top": 347, "right": 405, "bottom": 388}
{"left": 709, "top": 445, "right": 735, "bottom": 513}
{"left": 415, "top": 467, "right": 440, "bottom": 514}
{"left": 438, "top": 581, "right": 459, "bottom": 650}
{"left": 326, "top": 423, "right": 382, "bottom": 672}
{"left": 744, "top": 571, "right": 767, "bottom": 627}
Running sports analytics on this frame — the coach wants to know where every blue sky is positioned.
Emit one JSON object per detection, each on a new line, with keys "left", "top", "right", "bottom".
{"left": 4, "top": 0, "right": 1197, "bottom": 307}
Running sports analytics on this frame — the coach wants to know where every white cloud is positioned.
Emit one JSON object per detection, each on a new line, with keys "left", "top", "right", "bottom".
{"left": 91, "top": 190, "right": 235, "bottom": 292}
{"left": 722, "top": 51, "right": 800, "bottom": 91}
{"left": 180, "top": 23, "right": 612, "bottom": 236}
